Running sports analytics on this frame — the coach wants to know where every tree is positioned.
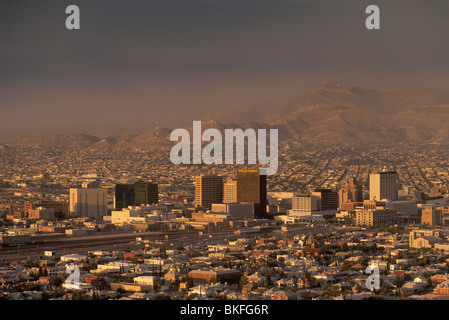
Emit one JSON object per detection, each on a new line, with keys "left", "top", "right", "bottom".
{"left": 414, "top": 256, "right": 430, "bottom": 267}
{"left": 50, "top": 276, "right": 64, "bottom": 287}
{"left": 394, "top": 277, "right": 405, "bottom": 296}
{"left": 379, "top": 283, "right": 390, "bottom": 296}
{"left": 25, "top": 260, "right": 40, "bottom": 268}
{"left": 53, "top": 286, "right": 66, "bottom": 298}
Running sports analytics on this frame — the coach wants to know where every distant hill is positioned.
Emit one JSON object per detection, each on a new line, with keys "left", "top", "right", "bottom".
{"left": 7, "top": 134, "right": 103, "bottom": 148}
{"left": 4, "top": 82, "right": 449, "bottom": 148}
{"left": 204, "top": 81, "right": 449, "bottom": 143}
{"left": 3, "top": 128, "right": 173, "bottom": 150}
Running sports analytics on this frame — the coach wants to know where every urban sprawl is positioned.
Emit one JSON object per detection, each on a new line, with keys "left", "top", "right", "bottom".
{"left": 1, "top": 141, "right": 449, "bottom": 300}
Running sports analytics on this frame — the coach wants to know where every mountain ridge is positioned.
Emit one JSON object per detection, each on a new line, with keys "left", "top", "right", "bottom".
{"left": 3, "top": 82, "right": 449, "bottom": 148}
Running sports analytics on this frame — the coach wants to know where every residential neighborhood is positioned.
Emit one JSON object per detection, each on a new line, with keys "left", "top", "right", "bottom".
{"left": 1, "top": 220, "right": 449, "bottom": 300}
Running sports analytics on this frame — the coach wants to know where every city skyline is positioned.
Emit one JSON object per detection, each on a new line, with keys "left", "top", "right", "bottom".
{"left": 1, "top": 141, "right": 449, "bottom": 302}
{"left": 2, "top": 0, "right": 449, "bottom": 306}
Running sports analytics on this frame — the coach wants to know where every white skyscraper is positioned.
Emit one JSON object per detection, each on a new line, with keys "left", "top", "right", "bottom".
{"left": 369, "top": 171, "right": 398, "bottom": 201}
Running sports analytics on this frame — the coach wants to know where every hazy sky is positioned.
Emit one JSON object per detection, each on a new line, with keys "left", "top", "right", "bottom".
{"left": 1, "top": 0, "right": 449, "bottom": 136}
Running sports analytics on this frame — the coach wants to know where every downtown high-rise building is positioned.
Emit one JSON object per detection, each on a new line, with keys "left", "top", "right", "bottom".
{"left": 369, "top": 171, "right": 398, "bottom": 201}
{"left": 292, "top": 194, "right": 320, "bottom": 212}
{"left": 115, "top": 180, "right": 158, "bottom": 209}
{"left": 135, "top": 180, "right": 158, "bottom": 206}
{"left": 195, "top": 175, "right": 224, "bottom": 210}
{"left": 312, "top": 188, "right": 339, "bottom": 211}
{"left": 70, "top": 184, "right": 108, "bottom": 218}
{"left": 339, "top": 178, "right": 363, "bottom": 205}
{"left": 223, "top": 178, "right": 238, "bottom": 203}
{"left": 236, "top": 168, "right": 267, "bottom": 219}
{"left": 115, "top": 183, "right": 136, "bottom": 209}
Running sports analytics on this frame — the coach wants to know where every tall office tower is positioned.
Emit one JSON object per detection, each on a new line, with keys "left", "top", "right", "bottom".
{"left": 134, "top": 180, "right": 159, "bottom": 206}
{"left": 369, "top": 171, "right": 398, "bottom": 201}
{"left": 339, "top": 178, "right": 363, "bottom": 204}
{"left": 236, "top": 168, "right": 267, "bottom": 219}
{"left": 224, "top": 178, "right": 238, "bottom": 203}
{"left": 69, "top": 187, "right": 108, "bottom": 218}
{"left": 115, "top": 184, "right": 136, "bottom": 209}
{"left": 312, "top": 188, "right": 339, "bottom": 210}
{"left": 195, "top": 175, "right": 224, "bottom": 210}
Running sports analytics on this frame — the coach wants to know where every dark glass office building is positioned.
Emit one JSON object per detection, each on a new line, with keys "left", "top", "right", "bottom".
{"left": 115, "top": 184, "right": 136, "bottom": 209}
{"left": 312, "top": 188, "right": 339, "bottom": 211}
{"left": 115, "top": 180, "right": 158, "bottom": 209}
{"left": 135, "top": 180, "right": 159, "bottom": 206}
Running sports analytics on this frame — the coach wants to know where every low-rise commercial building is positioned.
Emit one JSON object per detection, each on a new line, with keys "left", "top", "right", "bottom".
{"left": 188, "top": 269, "right": 241, "bottom": 285}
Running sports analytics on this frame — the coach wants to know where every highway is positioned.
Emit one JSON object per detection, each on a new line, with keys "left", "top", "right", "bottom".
{"left": 0, "top": 228, "right": 237, "bottom": 261}
{"left": 0, "top": 223, "right": 360, "bottom": 262}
